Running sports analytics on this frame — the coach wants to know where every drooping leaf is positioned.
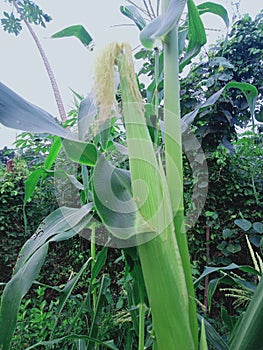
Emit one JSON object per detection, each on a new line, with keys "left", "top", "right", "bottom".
{"left": 0, "top": 245, "right": 48, "bottom": 350}
{"left": 197, "top": 2, "right": 230, "bottom": 28}
{"left": 0, "top": 82, "right": 68, "bottom": 138}
{"left": 180, "top": 0, "right": 207, "bottom": 70}
{"left": 62, "top": 139, "right": 98, "bottom": 166}
{"left": 52, "top": 25, "right": 93, "bottom": 50}
{"left": 226, "top": 82, "right": 258, "bottom": 119}
{"left": 182, "top": 81, "right": 258, "bottom": 131}
{"left": 0, "top": 205, "right": 93, "bottom": 350}
{"left": 140, "top": 0, "right": 186, "bottom": 49}
{"left": 120, "top": 5, "right": 146, "bottom": 30}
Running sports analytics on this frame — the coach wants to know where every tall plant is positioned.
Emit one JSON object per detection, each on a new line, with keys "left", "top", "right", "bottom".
{"left": 0, "top": 1, "right": 262, "bottom": 349}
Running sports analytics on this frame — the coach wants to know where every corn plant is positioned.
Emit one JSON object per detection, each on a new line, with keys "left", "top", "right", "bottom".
{"left": 0, "top": 1, "right": 262, "bottom": 349}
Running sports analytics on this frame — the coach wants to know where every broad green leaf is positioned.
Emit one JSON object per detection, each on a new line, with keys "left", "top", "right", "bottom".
{"left": 0, "top": 82, "right": 68, "bottom": 138}
{"left": 180, "top": 0, "right": 207, "bottom": 70}
{"left": 52, "top": 25, "right": 93, "bottom": 50}
{"left": 120, "top": 5, "right": 146, "bottom": 30}
{"left": 226, "top": 82, "right": 258, "bottom": 119}
{"left": 93, "top": 155, "right": 151, "bottom": 242}
{"left": 25, "top": 335, "right": 118, "bottom": 350}
{"left": 230, "top": 275, "right": 263, "bottom": 350}
{"left": 24, "top": 168, "right": 45, "bottom": 203}
{"left": 198, "top": 2, "right": 230, "bottom": 28}
{"left": 253, "top": 222, "right": 263, "bottom": 234}
{"left": 234, "top": 219, "right": 252, "bottom": 232}
{"left": 140, "top": 0, "right": 186, "bottom": 49}
{"left": 255, "top": 110, "right": 263, "bottom": 122}
{"left": 62, "top": 139, "right": 98, "bottom": 166}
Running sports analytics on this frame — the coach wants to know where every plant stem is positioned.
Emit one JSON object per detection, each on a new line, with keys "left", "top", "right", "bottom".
{"left": 163, "top": 0, "right": 198, "bottom": 346}
{"left": 13, "top": 1, "right": 67, "bottom": 123}
{"left": 90, "top": 223, "right": 97, "bottom": 311}
{"left": 138, "top": 302, "right": 145, "bottom": 350}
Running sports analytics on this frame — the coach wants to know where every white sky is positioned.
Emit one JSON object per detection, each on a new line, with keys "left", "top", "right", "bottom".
{"left": 0, "top": 0, "right": 262, "bottom": 148}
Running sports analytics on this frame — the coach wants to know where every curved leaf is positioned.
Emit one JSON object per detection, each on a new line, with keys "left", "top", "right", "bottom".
{"left": 198, "top": 2, "right": 230, "bottom": 28}
{"left": 62, "top": 139, "right": 98, "bottom": 166}
{"left": 0, "top": 82, "right": 68, "bottom": 138}
{"left": 0, "top": 204, "right": 93, "bottom": 350}
{"left": 226, "top": 82, "right": 258, "bottom": 119}
{"left": 52, "top": 25, "right": 93, "bottom": 50}
{"left": 120, "top": 5, "right": 146, "bottom": 30}
{"left": 180, "top": 0, "right": 207, "bottom": 70}
{"left": 93, "top": 155, "right": 151, "bottom": 241}
{"left": 140, "top": 0, "right": 186, "bottom": 49}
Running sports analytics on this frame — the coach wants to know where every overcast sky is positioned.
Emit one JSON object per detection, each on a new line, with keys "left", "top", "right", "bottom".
{"left": 0, "top": 0, "right": 262, "bottom": 148}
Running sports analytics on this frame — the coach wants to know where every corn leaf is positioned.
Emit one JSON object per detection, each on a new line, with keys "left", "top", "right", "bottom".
{"left": 198, "top": 2, "right": 230, "bottom": 28}
{"left": 52, "top": 25, "right": 93, "bottom": 50}
{"left": 77, "top": 92, "right": 97, "bottom": 141}
{"left": 120, "top": 5, "right": 146, "bottom": 30}
{"left": 180, "top": 0, "right": 207, "bottom": 70}
{"left": 62, "top": 139, "right": 98, "bottom": 166}
{"left": 0, "top": 205, "right": 93, "bottom": 350}
{"left": 230, "top": 276, "right": 263, "bottom": 350}
{"left": 0, "top": 82, "right": 68, "bottom": 138}
{"left": 140, "top": 0, "right": 186, "bottom": 49}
